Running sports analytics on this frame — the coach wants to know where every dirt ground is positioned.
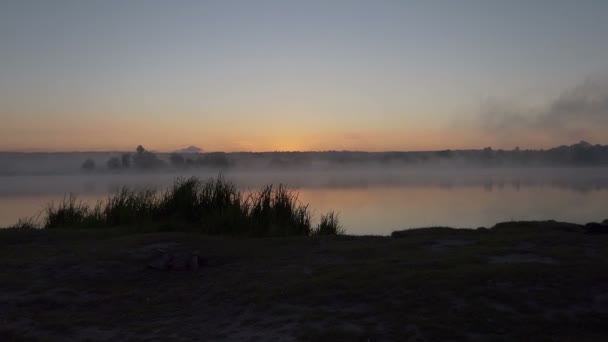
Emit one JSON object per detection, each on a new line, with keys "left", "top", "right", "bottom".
{"left": 1, "top": 221, "right": 608, "bottom": 341}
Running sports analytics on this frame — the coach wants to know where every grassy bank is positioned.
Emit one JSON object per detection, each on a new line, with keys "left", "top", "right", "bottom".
{"left": 1, "top": 221, "right": 608, "bottom": 340}
{"left": 13, "top": 176, "right": 343, "bottom": 237}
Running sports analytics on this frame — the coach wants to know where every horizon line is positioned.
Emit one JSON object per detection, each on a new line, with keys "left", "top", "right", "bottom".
{"left": 0, "top": 141, "right": 597, "bottom": 154}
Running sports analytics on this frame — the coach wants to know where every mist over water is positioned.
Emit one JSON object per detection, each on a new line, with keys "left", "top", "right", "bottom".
{"left": 2, "top": 168, "right": 607, "bottom": 234}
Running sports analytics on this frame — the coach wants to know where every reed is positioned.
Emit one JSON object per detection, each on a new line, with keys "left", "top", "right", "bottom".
{"left": 42, "top": 176, "right": 342, "bottom": 236}
{"left": 312, "top": 211, "right": 344, "bottom": 236}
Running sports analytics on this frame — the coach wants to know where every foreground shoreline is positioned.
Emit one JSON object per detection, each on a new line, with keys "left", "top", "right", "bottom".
{"left": 1, "top": 220, "right": 608, "bottom": 341}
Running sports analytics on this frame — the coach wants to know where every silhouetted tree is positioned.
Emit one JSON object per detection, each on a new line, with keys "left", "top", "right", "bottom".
{"left": 107, "top": 157, "right": 121, "bottom": 170}
{"left": 437, "top": 150, "right": 454, "bottom": 158}
{"left": 170, "top": 153, "right": 185, "bottom": 168}
{"left": 81, "top": 159, "right": 96, "bottom": 171}
{"left": 132, "top": 145, "right": 166, "bottom": 169}
{"left": 196, "top": 152, "right": 231, "bottom": 169}
{"left": 482, "top": 147, "right": 494, "bottom": 158}
{"left": 121, "top": 153, "right": 131, "bottom": 168}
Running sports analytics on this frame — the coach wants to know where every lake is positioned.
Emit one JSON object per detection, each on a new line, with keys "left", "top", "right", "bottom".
{"left": 1, "top": 168, "right": 607, "bottom": 234}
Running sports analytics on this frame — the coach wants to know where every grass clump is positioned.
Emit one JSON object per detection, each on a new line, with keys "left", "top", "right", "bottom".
{"left": 104, "top": 188, "right": 159, "bottom": 226}
{"left": 246, "top": 185, "right": 312, "bottom": 236}
{"left": 312, "top": 211, "right": 344, "bottom": 236}
{"left": 9, "top": 216, "right": 41, "bottom": 230}
{"left": 45, "top": 195, "right": 104, "bottom": 229}
{"left": 41, "top": 176, "right": 343, "bottom": 237}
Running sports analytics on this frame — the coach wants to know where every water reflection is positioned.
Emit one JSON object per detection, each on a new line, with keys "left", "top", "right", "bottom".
{"left": 1, "top": 168, "right": 607, "bottom": 234}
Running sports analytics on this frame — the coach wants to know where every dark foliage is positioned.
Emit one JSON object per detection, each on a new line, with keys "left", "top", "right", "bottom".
{"left": 169, "top": 153, "right": 185, "bottom": 168}
{"left": 312, "top": 211, "right": 344, "bottom": 235}
{"left": 43, "top": 177, "right": 341, "bottom": 236}
{"left": 584, "top": 222, "right": 608, "bottom": 234}
{"left": 132, "top": 146, "right": 166, "bottom": 169}
{"left": 81, "top": 158, "right": 95, "bottom": 171}
{"left": 106, "top": 157, "right": 121, "bottom": 170}
{"left": 121, "top": 153, "right": 131, "bottom": 168}
{"left": 76, "top": 141, "right": 608, "bottom": 175}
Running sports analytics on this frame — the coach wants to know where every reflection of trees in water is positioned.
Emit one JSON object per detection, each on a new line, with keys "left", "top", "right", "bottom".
{"left": 3, "top": 170, "right": 608, "bottom": 197}
{"left": 314, "top": 172, "right": 608, "bottom": 193}
{"left": 54, "top": 178, "right": 608, "bottom": 194}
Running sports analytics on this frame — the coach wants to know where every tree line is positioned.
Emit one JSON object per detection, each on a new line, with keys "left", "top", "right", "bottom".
{"left": 82, "top": 141, "right": 608, "bottom": 172}
{"left": 81, "top": 145, "right": 231, "bottom": 172}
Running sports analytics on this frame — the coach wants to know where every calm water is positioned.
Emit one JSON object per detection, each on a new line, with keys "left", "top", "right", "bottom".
{"left": 1, "top": 168, "right": 607, "bottom": 235}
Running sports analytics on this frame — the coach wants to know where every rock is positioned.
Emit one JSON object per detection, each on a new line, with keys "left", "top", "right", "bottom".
{"left": 148, "top": 251, "right": 205, "bottom": 271}
{"left": 585, "top": 222, "right": 608, "bottom": 234}
{"left": 148, "top": 253, "right": 171, "bottom": 270}
{"left": 169, "top": 253, "right": 189, "bottom": 270}
{"left": 189, "top": 254, "right": 199, "bottom": 271}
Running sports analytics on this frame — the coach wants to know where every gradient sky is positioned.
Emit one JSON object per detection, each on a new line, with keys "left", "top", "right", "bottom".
{"left": 2, "top": 0, "right": 608, "bottom": 152}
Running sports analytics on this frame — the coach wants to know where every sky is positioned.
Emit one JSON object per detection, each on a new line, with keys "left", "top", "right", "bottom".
{"left": 1, "top": 0, "right": 608, "bottom": 152}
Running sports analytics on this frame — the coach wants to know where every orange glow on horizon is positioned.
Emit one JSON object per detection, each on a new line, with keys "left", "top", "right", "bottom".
{"left": 2, "top": 111, "right": 607, "bottom": 152}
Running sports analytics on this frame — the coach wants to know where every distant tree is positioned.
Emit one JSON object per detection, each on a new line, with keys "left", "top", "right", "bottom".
{"left": 106, "top": 157, "right": 121, "bottom": 170}
{"left": 197, "top": 152, "right": 231, "bottom": 169}
{"left": 169, "top": 153, "right": 185, "bottom": 168}
{"left": 81, "top": 158, "right": 96, "bottom": 172}
{"left": 437, "top": 149, "right": 453, "bottom": 158}
{"left": 482, "top": 147, "right": 494, "bottom": 157}
{"left": 577, "top": 140, "right": 592, "bottom": 148}
{"left": 121, "top": 153, "right": 131, "bottom": 168}
{"left": 132, "top": 145, "right": 166, "bottom": 169}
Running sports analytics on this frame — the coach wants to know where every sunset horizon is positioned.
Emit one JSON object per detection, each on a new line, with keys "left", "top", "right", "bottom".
{"left": 2, "top": 138, "right": 604, "bottom": 154}
{"left": 2, "top": 1, "right": 608, "bottom": 340}
{"left": 3, "top": 1, "right": 608, "bottom": 153}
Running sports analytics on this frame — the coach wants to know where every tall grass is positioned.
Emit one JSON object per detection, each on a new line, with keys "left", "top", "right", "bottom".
{"left": 246, "top": 185, "right": 312, "bottom": 236}
{"left": 10, "top": 216, "right": 41, "bottom": 230}
{"left": 45, "top": 195, "right": 102, "bottom": 229}
{"left": 42, "top": 176, "right": 343, "bottom": 236}
{"left": 312, "top": 211, "right": 344, "bottom": 236}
